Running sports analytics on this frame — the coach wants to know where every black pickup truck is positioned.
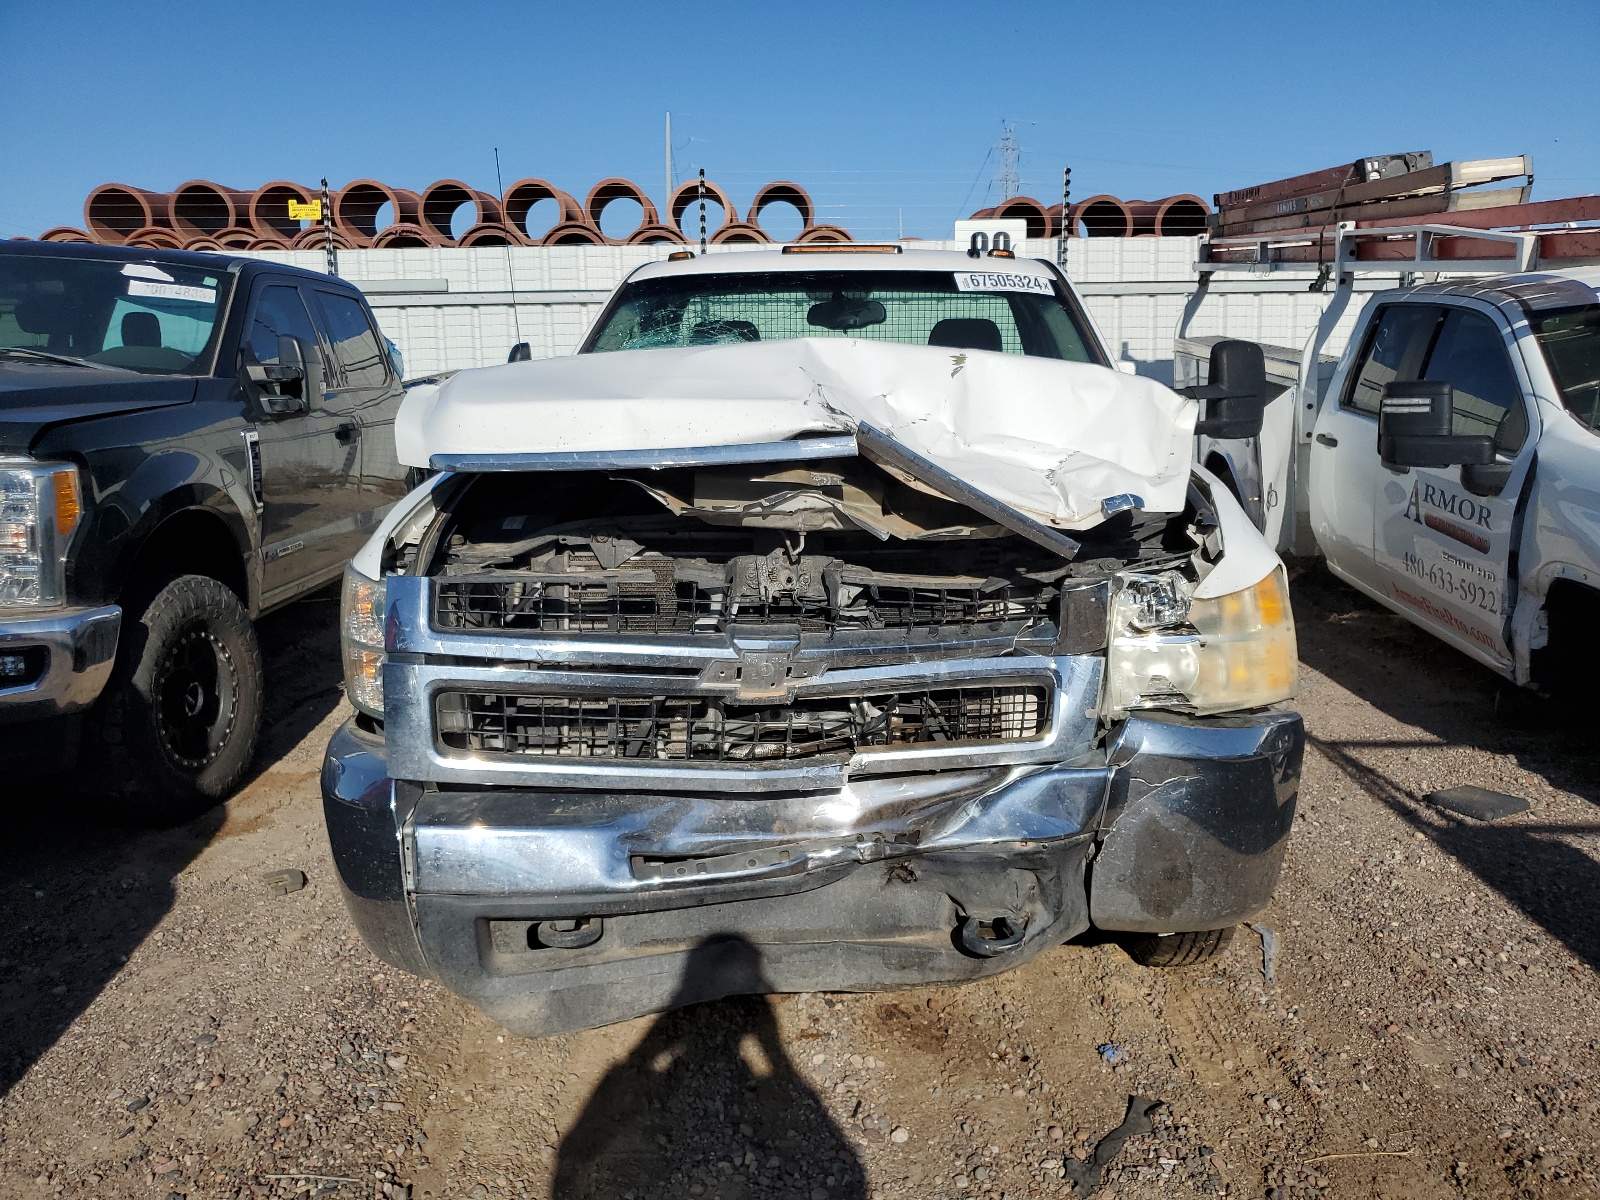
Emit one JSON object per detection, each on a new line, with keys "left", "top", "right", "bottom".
{"left": 0, "top": 240, "right": 406, "bottom": 821}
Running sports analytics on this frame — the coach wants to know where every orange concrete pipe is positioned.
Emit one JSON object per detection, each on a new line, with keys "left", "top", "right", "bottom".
{"left": 38, "top": 227, "right": 94, "bottom": 243}
{"left": 171, "top": 180, "right": 251, "bottom": 240}
{"left": 335, "top": 180, "right": 420, "bottom": 246}
{"left": 1154, "top": 194, "right": 1210, "bottom": 236}
{"left": 626, "top": 224, "right": 689, "bottom": 245}
{"left": 792, "top": 224, "right": 854, "bottom": 245}
{"left": 668, "top": 179, "right": 735, "bottom": 240}
{"left": 421, "top": 180, "right": 506, "bottom": 245}
{"left": 456, "top": 223, "right": 518, "bottom": 247}
{"left": 585, "top": 178, "right": 660, "bottom": 243}
{"left": 249, "top": 181, "right": 314, "bottom": 240}
{"left": 711, "top": 223, "right": 771, "bottom": 245}
{"left": 992, "top": 196, "right": 1051, "bottom": 239}
{"left": 542, "top": 221, "right": 606, "bottom": 246}
{"left": 503, "top": 179, "right": 584, "bottom": 243}
{"left": 747, "top": 182, "right": 815, "bottom": 237}
{"left": 246, "top": 235, "right": 291, "bottom": 251}
{"left": 290, "top": 226, "right": 356, "bottom": 251}
{"left": 372, "top": 224, "right": 437, "bottom": 248}
{"left": 85, "top": 185, "right": 172, "bottom": 244}
{"left": 122, "top": 227, "right": 184, "bottom": 249}
{"left": 213, "top": 226, "right": 257, "bottom": 249}
{"left": 1069, "top": 195, "right": 1133, "bottom": 238}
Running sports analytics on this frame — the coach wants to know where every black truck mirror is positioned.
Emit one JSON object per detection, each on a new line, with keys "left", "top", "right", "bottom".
{"left": 243, "top": 334, "right": 308, "bottom": 417}
{"left": 1378, "top": 381, "right": 1494, "bottom": 469}
{"left": 508, "top": 342, "right": 532, "bottom": 363}
{"left": 1182, "top": 340, "right": 1267, "bottom": 439}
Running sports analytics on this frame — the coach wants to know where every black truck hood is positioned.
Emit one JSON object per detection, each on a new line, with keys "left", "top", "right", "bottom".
{"left": 0, "top": 362, "right": 198, "bottom": 455}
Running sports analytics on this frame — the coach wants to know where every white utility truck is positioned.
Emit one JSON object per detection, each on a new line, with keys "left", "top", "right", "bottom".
{"left": 1175, "top": 213, "right": 1600, "bottom": 695}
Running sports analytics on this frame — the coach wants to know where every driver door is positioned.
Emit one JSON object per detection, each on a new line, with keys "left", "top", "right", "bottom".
{"left": 241, "top": 279, "right": 360, "bottom": 600}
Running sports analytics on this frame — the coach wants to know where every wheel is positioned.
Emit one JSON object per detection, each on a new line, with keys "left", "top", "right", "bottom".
{"left": 88, "top": 574, "right": 263, "bottom": 825}
{"left": 1122, "top": 926, "right": 1235, "bottom": 968}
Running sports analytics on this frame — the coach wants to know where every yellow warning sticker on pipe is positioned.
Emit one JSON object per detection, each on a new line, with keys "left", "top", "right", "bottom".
{"left": 287, "top": 200, "right": 323, "bottom": 221}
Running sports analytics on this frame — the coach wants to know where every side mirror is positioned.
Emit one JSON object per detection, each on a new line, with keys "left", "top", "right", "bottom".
{"left": 1182, "top": 340, "right": 1267, "bottom": 439}
{"left": 507, "top": 342, "right": 532, "bottom": 363}
{"left": 1379, "top": 382, "right": 1493, "bottom": 469}
{"left": 243, "top": 334, "right": 308, "bottom": 417}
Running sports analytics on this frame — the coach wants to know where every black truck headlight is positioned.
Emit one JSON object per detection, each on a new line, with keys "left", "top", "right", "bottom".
{"left": 1105, "top": 566, "right": 1297, "bottom": 717}
{"left": 341, "top": 565, "right": 386, "bottom": 719}
{"left": 0, "top": 460, "right": 82, "bottom": 607}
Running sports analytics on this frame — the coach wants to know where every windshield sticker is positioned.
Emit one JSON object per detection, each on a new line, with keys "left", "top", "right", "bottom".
{"left": 953, "top": 271, "right": 1054, "bottom": 296}
{"left": 120, "top": 263, "right": 175, "bottom": 282}
{"left": 127, "top": 279, "right": 216, "bottom": 305}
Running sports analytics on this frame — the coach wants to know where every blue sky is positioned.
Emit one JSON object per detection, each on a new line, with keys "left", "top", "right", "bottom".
{"left": 3, "top": 0, "right": 1597, "bottom": 241}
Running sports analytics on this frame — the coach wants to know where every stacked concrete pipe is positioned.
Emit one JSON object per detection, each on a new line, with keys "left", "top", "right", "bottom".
{"left": 61, "top": 178, "right": 854, "bottom": 250}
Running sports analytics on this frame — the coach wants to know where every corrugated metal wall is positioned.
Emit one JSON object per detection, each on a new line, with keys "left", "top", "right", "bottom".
{"left": 242, "top": 240, "right": 1410, "bottom": 384}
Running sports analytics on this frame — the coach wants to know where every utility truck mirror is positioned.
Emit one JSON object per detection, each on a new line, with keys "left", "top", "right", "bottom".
{"left": 1378, "top": 381, "right": 1494, "bottom": 469}
{"left": 807, "top": 294, "right": 887, "bottom": 331}
{"left": 507, "top": 342, "right": 532, "bottom": 363}
{"left": 1183, "top": 340, "right": 1267, "bottom": 439}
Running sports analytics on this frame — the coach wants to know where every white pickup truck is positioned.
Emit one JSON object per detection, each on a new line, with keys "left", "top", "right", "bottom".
{"left": 1176, "top": 221, "right": 1600, "bottom": 696}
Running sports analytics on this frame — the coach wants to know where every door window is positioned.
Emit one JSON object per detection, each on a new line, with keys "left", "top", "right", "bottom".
{"left": 316, "top": 291, "right": 390, "bottom": 388}
{"left": 1345, "top": 305, "right": 1438, "bottom": 415}
{"left": 1421, "top": 309, "right": 1527, "bottom": 454}
{"left": 247, "top": 284, "right": 320, "bottom": 369}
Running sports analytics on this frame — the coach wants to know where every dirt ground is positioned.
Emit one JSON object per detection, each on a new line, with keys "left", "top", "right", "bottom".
{"left": 3, "top": 565, "right": 1599, "bottom": 1200}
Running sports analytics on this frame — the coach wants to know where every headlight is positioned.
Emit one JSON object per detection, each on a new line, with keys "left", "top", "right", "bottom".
{"left": 341, "top": 565, "right": 386, "bottom": 719}
{"left": 1105, "top": 566, "right": 1297, "bottom": 717}
{"left": 0, "top": 460, "right": 82, "bottom": 607}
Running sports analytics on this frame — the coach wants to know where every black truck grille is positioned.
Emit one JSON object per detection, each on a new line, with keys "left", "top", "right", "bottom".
{"left": 435, "top": 684, "right": 1048, "bottom": 762}
{"left": 433, "top": 578, "right": 1051, "bottom": 637}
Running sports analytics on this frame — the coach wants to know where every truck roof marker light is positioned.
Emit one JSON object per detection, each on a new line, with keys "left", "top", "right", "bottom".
{"left": 781, "top": 244, "right": 902, "bottom": 254}
{"left": 668, "top": 250, "right": 694, "bottom": 261}
{"left": 987, "top": 248, "right": 1016, "bottom": 258}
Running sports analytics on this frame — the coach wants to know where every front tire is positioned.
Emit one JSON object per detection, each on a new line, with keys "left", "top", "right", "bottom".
{"left": 90, "top": 575, "right": 262, "bottom": 825}
{"left": 1123, "top": 926, "right": 1235, "bottom": 968}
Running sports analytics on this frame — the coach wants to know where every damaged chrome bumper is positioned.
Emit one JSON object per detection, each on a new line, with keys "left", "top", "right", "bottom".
{"left": 322, "top": 704, "right": 1303, "bottom": 1038}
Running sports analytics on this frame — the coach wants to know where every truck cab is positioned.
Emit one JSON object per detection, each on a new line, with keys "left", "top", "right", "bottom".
{"left": 1177, "top": 222, "right": 1600, "bottom": 695}
{"left": 0, "top": 240, "right": 407, "bottom": 820}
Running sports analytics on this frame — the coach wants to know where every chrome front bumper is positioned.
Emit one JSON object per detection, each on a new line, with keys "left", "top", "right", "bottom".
{"left": 321, "top": 705, "right": 1304, "bottom": 1037}
{"left": 0, "top": 604, "right": 121, "bottom": 723}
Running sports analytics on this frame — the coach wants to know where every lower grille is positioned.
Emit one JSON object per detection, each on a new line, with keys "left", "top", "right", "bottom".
{"left": 435, "top": 684, "right": 1048, "bottom": 762}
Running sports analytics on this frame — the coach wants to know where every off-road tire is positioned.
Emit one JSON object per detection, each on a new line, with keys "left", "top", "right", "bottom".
{"left": 89, "top": 574, "right": 262, "bottom": 826}
{"left": 1123, "top": 926, "right": 1236, "bottom": 968}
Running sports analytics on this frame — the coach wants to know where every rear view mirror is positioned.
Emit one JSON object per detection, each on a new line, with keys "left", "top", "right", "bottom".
{"left": 807, "top": 295, "right": 886, "bottom": 331}
{"left": 1379, "top": 382, "right": 1493, "bottom": 468}
{"left": 1182, "top": 340, "right": 1267, "bottom": 439}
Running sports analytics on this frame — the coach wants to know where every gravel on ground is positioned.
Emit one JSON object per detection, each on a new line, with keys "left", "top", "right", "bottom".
{"left": 3, "top": 566, "right": 1598, "bottom": 1200}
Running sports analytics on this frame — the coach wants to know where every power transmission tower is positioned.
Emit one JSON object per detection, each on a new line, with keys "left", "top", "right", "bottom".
{"left": 996, "top": 122, "right": 1020, "bottom": 201}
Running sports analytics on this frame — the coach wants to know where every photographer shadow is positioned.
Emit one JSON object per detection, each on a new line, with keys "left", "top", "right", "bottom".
{"left": 553, "top": 936, "right": 866, "bottom": 1200}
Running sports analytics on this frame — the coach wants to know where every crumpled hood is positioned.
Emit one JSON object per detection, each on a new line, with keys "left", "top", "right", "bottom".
{"left": 0, "top": 363, "right": 197, "bottom": 455}
{"left": 396, "top": 338, "right": 1198, "bottom": 530}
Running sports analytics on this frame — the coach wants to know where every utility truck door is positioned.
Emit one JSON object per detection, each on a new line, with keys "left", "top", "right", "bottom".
{"left": 1371, "top": 305, "right": 1530, "bottom": 669}
{"left": 1310, "top": 304, "right": 1436, "bottom": 594}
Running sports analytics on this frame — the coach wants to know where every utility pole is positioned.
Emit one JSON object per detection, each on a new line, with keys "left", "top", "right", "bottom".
{"left": 997, "top": 122, "right": 1020, "bottom": 202}
{"left": 665, "top": 112, "right": 673, "bottom": 207}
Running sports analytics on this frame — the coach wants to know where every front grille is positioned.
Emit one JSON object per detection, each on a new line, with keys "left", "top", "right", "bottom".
{"left": 433, "top": 577, "right": 1052, "bottom": 637}
{"left": 435, "top": 684, "right": 1048, "bottom": 762}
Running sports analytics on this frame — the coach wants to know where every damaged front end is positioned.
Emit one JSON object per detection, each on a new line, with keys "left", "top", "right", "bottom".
{"left": 324, "top": 433, "right": 1302, "bottom": 1038}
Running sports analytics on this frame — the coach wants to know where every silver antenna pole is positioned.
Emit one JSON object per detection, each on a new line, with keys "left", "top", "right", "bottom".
{"left": 495, "top": 148, "right": 524, "bottom": 347}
